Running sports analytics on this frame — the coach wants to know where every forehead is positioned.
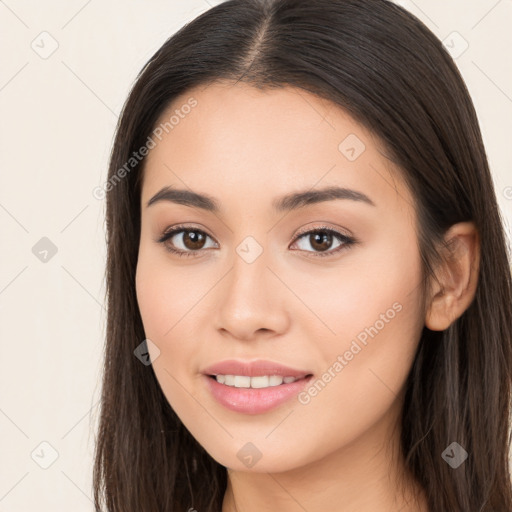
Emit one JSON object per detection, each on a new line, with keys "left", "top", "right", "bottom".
{"left": 140, "top": 80, "right": 413, "bottom": 215}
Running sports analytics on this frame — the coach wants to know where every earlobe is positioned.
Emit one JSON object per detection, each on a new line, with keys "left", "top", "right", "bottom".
{"left": 424, "top": 222, "right": 480, "bottom": 331}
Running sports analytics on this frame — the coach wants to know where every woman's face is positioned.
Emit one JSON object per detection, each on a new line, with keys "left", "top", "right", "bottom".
{"left": 135, "top": 81, "right": 426, "bottom": 473}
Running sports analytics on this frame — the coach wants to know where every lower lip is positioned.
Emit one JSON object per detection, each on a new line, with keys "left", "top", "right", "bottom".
{"left": 203, "top": 374, "right": 313, "bottom": 414}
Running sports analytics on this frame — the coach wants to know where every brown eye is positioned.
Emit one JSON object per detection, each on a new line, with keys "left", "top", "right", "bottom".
{"left": 179, "top": 230, "right": 207, "bottom": 250}
{"left": 308, "top": 231, "right": 334, "bottom": 252}
{"left": 157, "top": 227, "right": 217, "bottom": 257}
{"left": 290, "top": 228, "right": 355, "bottom": 257}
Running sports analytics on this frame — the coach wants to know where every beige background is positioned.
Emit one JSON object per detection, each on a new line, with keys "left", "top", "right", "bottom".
{"left": 0, "top": 0, "right": 511, "bottom": 510}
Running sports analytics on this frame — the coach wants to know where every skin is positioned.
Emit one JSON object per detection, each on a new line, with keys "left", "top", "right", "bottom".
{"left": 135, "top": 80, "right": 480, "bottom": 512}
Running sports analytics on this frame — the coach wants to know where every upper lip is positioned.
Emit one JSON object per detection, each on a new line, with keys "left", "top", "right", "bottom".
{"left": 202, "top": 359, "right": 313, "bottom": 378}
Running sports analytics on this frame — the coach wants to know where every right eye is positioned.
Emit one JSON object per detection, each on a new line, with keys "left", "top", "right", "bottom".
{"left": 157, "top": 225, "right": 218, "bottom": 257}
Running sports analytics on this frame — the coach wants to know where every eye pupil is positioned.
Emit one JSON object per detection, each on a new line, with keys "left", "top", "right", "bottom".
{"left": 184, "top": 230, "right": 206, "bottom": 250}
{"left": 310, "top": 231, "right": 332, "bottom": 252}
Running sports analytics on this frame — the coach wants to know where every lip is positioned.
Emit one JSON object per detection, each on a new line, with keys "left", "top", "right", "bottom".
{"left": 204, "top": 374, "right": 313, "bottom": 414}
{"left": 202, "top": 359, "right": 314, "bottom": 415}
{"left": 202, "top": 359, "right": 312, "bottom": 378}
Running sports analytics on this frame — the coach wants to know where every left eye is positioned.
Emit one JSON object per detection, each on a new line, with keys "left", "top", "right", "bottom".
{"left": 157, "top": 226, "right": 355, "bottom": 258}
{"left": 290, "top": 228, "right": 354, "bottom": 256}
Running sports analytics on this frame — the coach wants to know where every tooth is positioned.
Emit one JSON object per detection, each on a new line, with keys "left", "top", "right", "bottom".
{"left": 269, "top": 375, "right": 284, "bottom": 386}
{"left": 234, "top": 375, "right": 251, "bottom": 388}
{"left": 250, "top": 376, "right": 270, "bottom": 388}
{"left": 215, "top": 374, "right": 299, "bottom": 388}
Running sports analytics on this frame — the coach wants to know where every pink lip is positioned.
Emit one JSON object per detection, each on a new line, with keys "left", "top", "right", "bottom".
{"left": 204, "top": 375, "right": 313, "bottom": 414}
{"left": 202, "top": 359, "right": 311, "bottom": 378}
{"left": 202, "top": 359, "right": 313, "bottom": 415}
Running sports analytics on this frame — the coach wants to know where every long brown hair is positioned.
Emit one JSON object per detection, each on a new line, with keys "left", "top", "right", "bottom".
{"left": 93, "top": 0, "right": 512, "bottom": 510}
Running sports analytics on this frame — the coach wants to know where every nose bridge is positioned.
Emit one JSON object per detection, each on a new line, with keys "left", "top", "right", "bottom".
{"left": 228, "top": 233, "right": 271, "bottom": 304}
{"left": 235, "top": 233, "right": 266, "bottom": 267}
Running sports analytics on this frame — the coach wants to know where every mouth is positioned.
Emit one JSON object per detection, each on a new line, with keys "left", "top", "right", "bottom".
{"left": 204, "top": 373, "right": 314, "bottom": 414}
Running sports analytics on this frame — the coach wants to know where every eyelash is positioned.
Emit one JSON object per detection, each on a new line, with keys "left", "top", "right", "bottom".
{"left": 156, "top": 224, "right": 356, "bottom": 259}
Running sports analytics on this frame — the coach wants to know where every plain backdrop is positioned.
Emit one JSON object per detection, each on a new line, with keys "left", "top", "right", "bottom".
{"left": 0, "top": 0, "right": 511, "bottom": 510}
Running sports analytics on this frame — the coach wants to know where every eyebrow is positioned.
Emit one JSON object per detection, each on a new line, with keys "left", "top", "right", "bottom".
{"left": 146, "top": 185, "right": 375, "bottom": 212}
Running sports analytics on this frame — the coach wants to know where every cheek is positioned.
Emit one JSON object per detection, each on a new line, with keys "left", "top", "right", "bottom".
{"left": 135, "top": 246, "right": 219, "bottom": 382}
{"left": 135, "top": 258, "right": 172, "bottom": 339}
{"left": 135, "top": 244, "right": 207, "bottom": 340}
{"left": 134, "top": 250, "right": 194, "bottom": 386}
{"left": 135, "top": 254, "right": 202, "bottom": 419}
{"left": 294, "top": 236, "right": 424, "bottom": 433}
{"left": 289, "top": 229, "right": 423, "bottom": 349}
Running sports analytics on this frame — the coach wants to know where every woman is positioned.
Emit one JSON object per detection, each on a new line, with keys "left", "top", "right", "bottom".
{"left": 93, "top": 0, "right": 512, "bottom": 510}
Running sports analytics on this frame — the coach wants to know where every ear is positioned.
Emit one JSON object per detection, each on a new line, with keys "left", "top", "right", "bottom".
{"left": 425, "top": 222, "right": 480, "bottom": 331}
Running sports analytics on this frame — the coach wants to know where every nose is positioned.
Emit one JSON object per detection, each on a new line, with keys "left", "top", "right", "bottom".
{"left": 213, "top": 245, "right": 290, "bottom": 341}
